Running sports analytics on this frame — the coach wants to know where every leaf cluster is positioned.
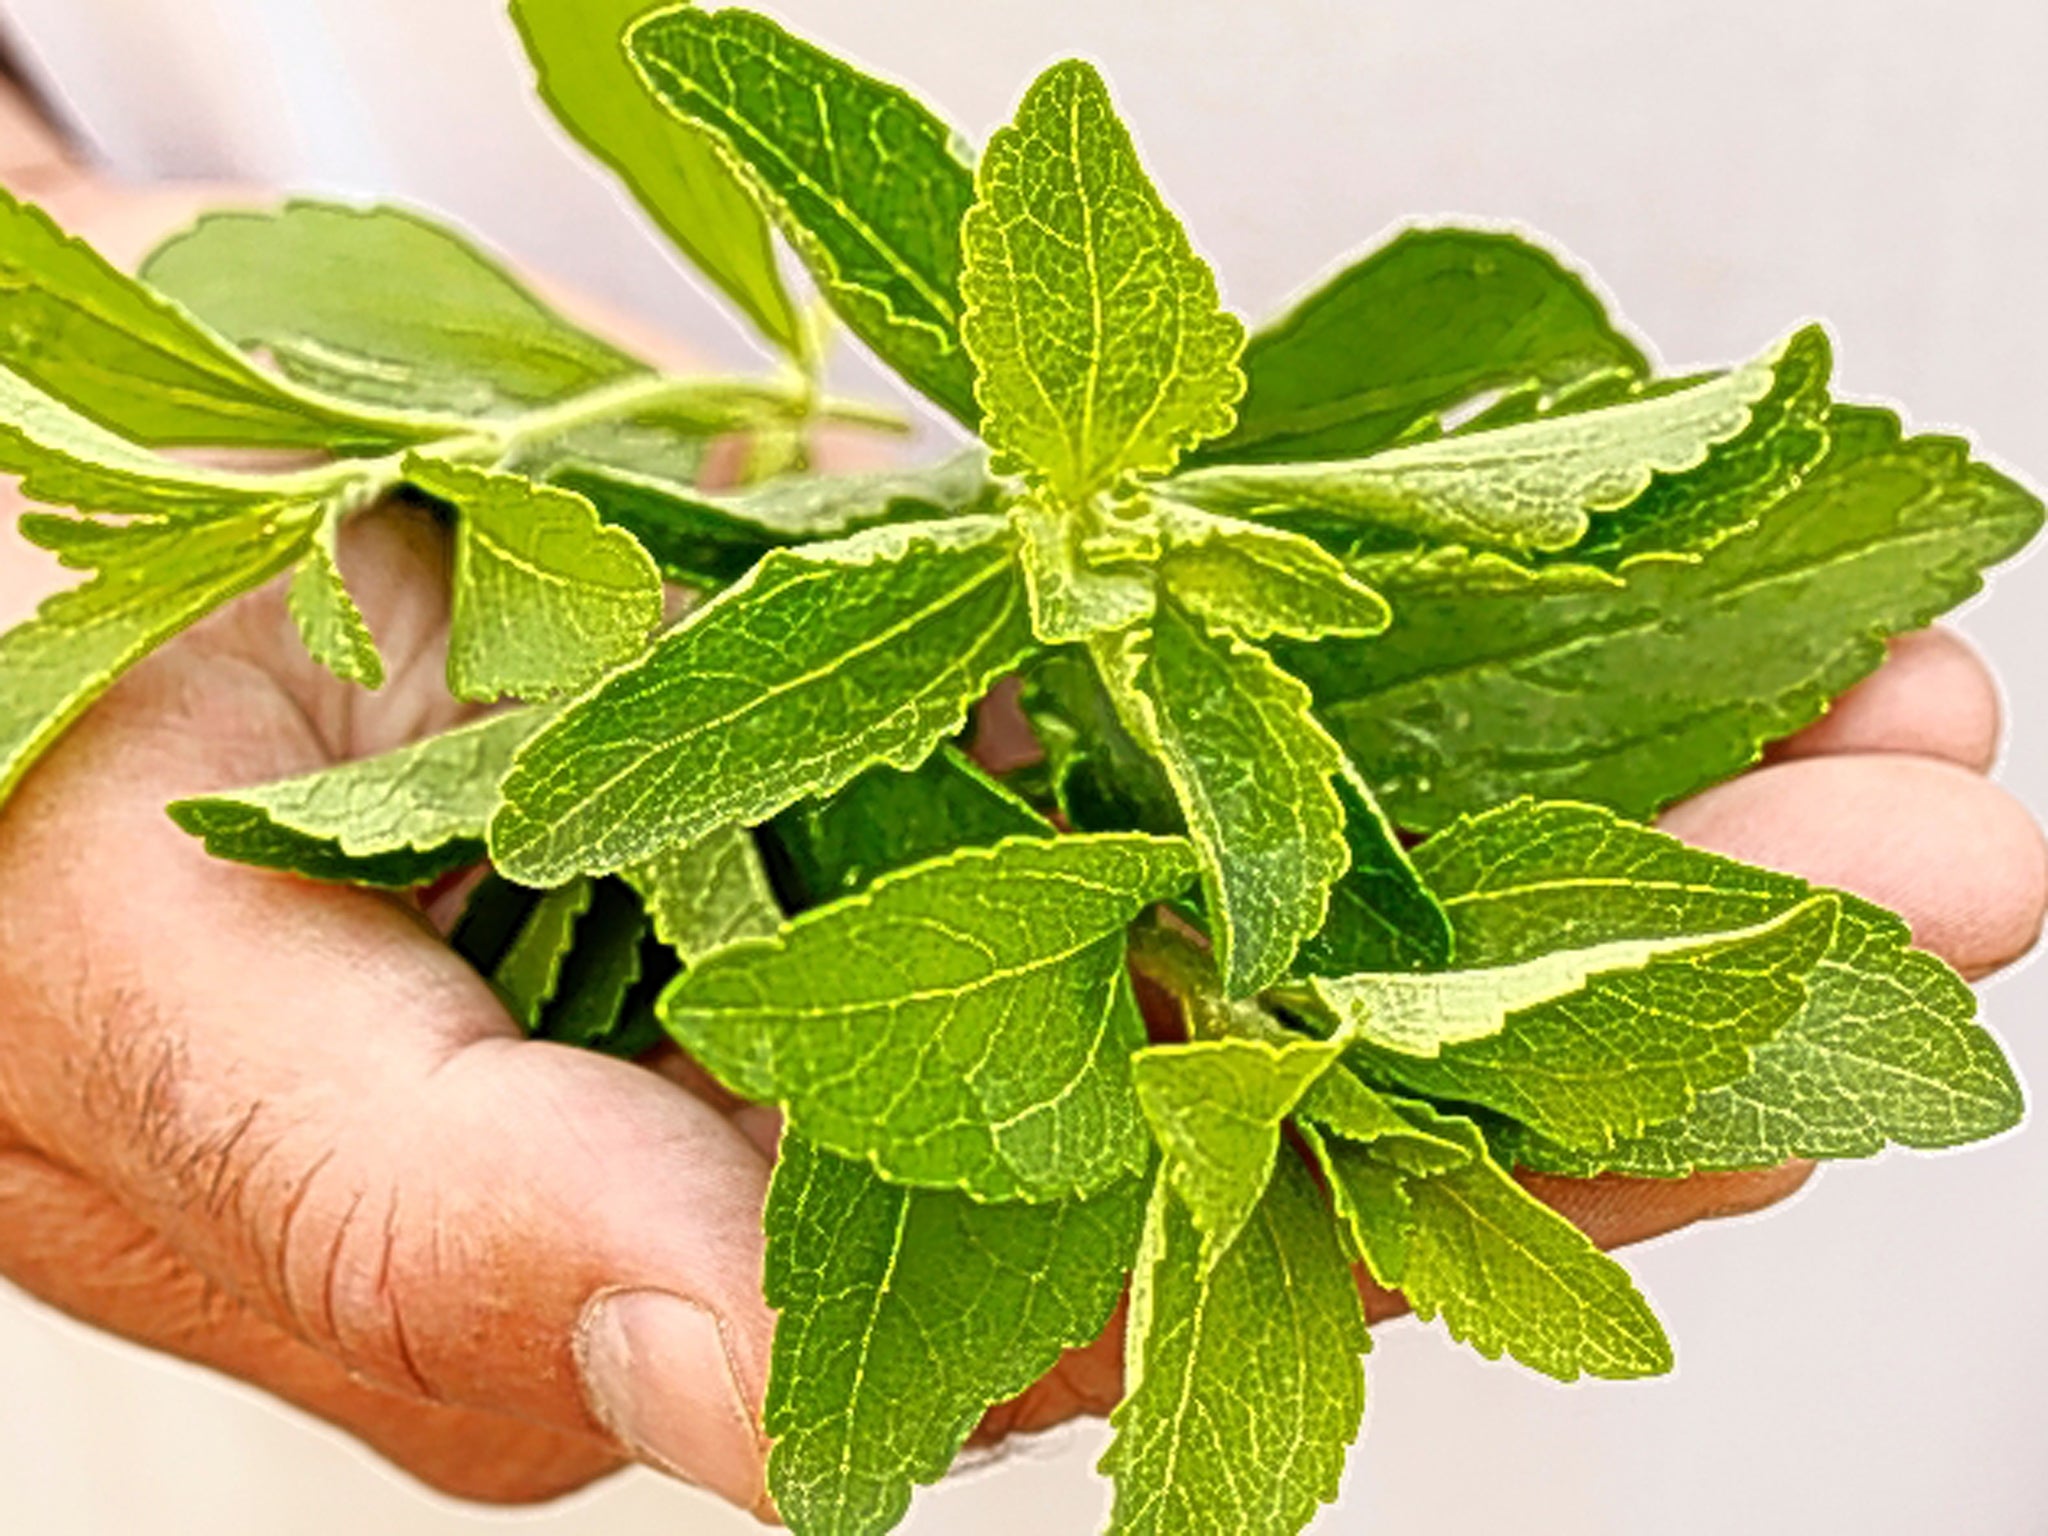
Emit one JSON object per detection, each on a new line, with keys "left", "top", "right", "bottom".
{"left": 0, "top": 7, "right": 2038, "bottom": 1536}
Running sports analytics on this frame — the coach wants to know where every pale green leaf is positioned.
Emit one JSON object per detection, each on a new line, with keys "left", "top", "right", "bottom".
{"left": 491, "top": 878, "right": 595, "bottom": 1028}
{"left": 1298, "top": 901, "right": 1834, "bottom": 1058}
{"left": 623, "top": 825, "right": 782, "bottom": 962}
{"left": 1010, "top": 500, "right": 1156, "bottom": 644}
{"left": 1188, "top": 226, "right": 1647, "bottom": 467}
{"left": 510, "top": 0, "right": 801, "bottom": 357}
{"left": 141, "top": 200, "right": 647, "bottom": 416}
{"left": 0, "top": 186, "right": 427, "bottom": 450}
{"left": 1168, "top": 341, "right": 1780, "bottom": 552}
{"left": 628, "top": 6, "right": 978, "bottom": 419}
{"left": 1353, "top": 897, "right": 1840, "bottom": 1152}
{"left": 405, "top": 455, "right": 663, "bottom": 703}
{"left": 1102, "top": 1155, "right": 1366, "bottom": 1536}
{"left": 1098, "top": 601, "right": 1350, "bottom": 996}
{"left": 1132, "top": 1037, "right": 1340, "bottom": 1266}
{"left": 537, "top": 878, "right": 651, "bottom": 1048}
{"left": 1288, "top": 408, "right": 2046, "bottom": 827}
{"left": 960, "top": 60, "right": 1245, "bottom": 500}
{"left": 765, "top": 1134, "right": 1144, "bottom": 1536}
{"left": 168, "top": 708, "right": 547, "bottom": 888}
{"left": 660, "top": 833, "right": 1197, "bottom": 1201}
{"left": 1418, "top": 800, "right": 2025, "bottom": 1172}
{"left": 1149, "top": 497, "right": 1388, "bottom": 641}
{"left": 490, "top": 517, "right": 1034, "bottom": 885}
{"left": 287, "top": 499, "right": 384, "bottom": 688}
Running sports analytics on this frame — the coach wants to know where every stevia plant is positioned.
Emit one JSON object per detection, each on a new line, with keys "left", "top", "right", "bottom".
{"left": 0, "top": 3, "right": 2039, "bottom": 1532}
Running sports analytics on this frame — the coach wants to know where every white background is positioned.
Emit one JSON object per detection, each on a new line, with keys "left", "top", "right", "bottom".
{"left": 0, "top": 2, "right": 2043, "bottom": 1532}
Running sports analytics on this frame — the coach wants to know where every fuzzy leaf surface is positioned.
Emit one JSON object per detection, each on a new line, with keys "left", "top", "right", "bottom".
{"left": 490, "top": 517, "right": 1033, "bottom": 884}
{"left": 1188, "top": 227, "right": 1647, "bottom": 466}
{"left": 1102, "top": 1156, "right": 1366, "bottom": 1536}
{"left": 661, "top": 833, "right": 1198, "bottom": 1200}
{"left": 960, "top": 61, "right": 1244, "bottom": 500}
{"left": 765, "top": 1134, "right": 1144, "bottom": 1536}
{"left": 168, "top": 709, "right": 547, "bottom": 887}
{"left": 629, "top": 7, "right": 978, "bottom": 420}
{"left": 1289, "top": 408, "right": 2046, "bottom": 827}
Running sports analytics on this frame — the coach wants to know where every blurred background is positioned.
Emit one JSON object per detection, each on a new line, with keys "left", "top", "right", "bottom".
{"left": 0, "top": 1, "right": 2041, "bottom": 1531}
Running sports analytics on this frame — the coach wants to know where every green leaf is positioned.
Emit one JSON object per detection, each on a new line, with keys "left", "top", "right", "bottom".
{"left": 1352, "top": 897, "right": 1839, "bottom": 1152}
{"left": 1417, "top": 800, "right": 2025, "bottom": 1172}
{"left": 764, "top": 1134, "right": 1144, "bottom": 1536}
{"left": 660, "top": 833, "right": 1197, "bottom": 1201}
{"left": 141, "top": 200, "right": 647, "bottom": 417}
{"left": 558, "top": 450, "right": 1000, "bottom": 587}
{"left": 771, "top": 745, "right": 1044, "bottom": 907}
{"left": 1010, "top": 500, "right": 1157, "bottom": 645}
{"left": 1288, "top": 407, "right": 2046, "bottom": 827}
{"left": 1023, "top": 648, "right": 1184, "bottom": 836}
{"left": 628, "top": 6, "right": 979, "bottom": 420}
{"left": 1297, "top": 1123, "right": 1416, "bottom": 1283}
{"left": 1, "top": 500, "right": 313, "bottom": 804}
{"left": 1132, "top": 1036, "right": 1340, "bottom": 1266}
{"left": 286, "top": 499, "right": 384, "bottom": 688}
{"left": 960, "top": 60, "right": 1245, "bottom": 500}
{"left": 537, "top": 878, "right": 650, "bottom": 1047}
{"left": 168, "top": 709, "right": 548, "bottom": 888}
{"left": 1098, "top": 601, "right": 1350, "bottom": 996}
{"left": 1296, "top": 1068, "right": 1472, "bottom": 1177}
{"left": 1151, "top": 498, "right": 1389, "bottom": 641}
{"left": 1291, "top": 768, "right": 1453, "bottom": 977}
{"left": 1187, "top": 226, "right": 1648, "bottom": 467}
{"left": 405, "top": 455, "right": 663, "bottom": 704}
{"left": 0, "top": 186, "right": 427, "bottom": 451}
{"left": 491, "top": 877, "right": 596, "bottom": 1028}
{"left": 490, "top": 517, "right": 1034, "bottom": 885}
{"left": 623, "top": 825, "right": 783, "bottom": 962}
{"left": 1167, "top": 340, "right": 1780, "bottom": 552}
{"left": 510, "top": 0, "right": 801, "bottom": 358}
{"left": 1102, "top": 1155, "right": 1366, "bottom": 1536}
{"left": 1296, "top": 901, "right": 1834, "bottom": 1058}
{"left": 1320, "top": 1105, "right": 1672, "bottom": 1381}
{"left": 1571, "top": 324, "right": 1834, "bottom": 567}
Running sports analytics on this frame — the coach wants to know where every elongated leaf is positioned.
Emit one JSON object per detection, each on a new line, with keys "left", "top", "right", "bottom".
{"left": 1, "top": 502, "right": 313, "bottom": 803}
{"left": 406, "top": 456, "right": 663, "bottom": 703}
{"left": 1102, "top": 1157, "right": 1366, "bottom": 1536}
{"left": 1354, "top": 898, "right": 1839, "bottom": 1152}
{"left": 142, "top": 200, "right": 646, "bottom": 416}
{"left": 510, "top": 0, "right": 801, "bottom": 357}
{"left": 1152, "top": 498, "right": 1388, "bottom": 641}
{"left": 629, "top": 7, "right": 978, "bottom": 420}
{"left": 1011, "top": 500, "right": 1157, "bottom": 644}
{"left": 1168, "top": 342, "right": 1780, "bottom": 552}
{"left": 1288, "top": 408, "right": 2046, "bottom": 827}
{"left": 765, "top": 1135, "right": 1144, "bottom": 1536}
{"left": 538, "top": 878, "right": 650, "bottom": 1047}
{"left": 0, "top": 187, "right": 425, "bottom": 450}
{"left": 662, "top": 833, "right": 1196, "bottom": 1200}
{"left": 1299, "top": 903, "right": 1831, "bottom": 1058}
{"left": 624, "top": 826, "right": 782, "bottom": 962}
{"left": 1100, "top": 602, "right": 1349, "bottom": 996}
{"left": 1418, "top": 800, "right": 2024, "bottom": 1172}
{"left": 559, "top": 450, "right": 999, "bottom": 587}
{"left": 490, "top": 517, "right": 1033, "bottom": 885}
{"left": 286, "top": 500, "right": 384, "bottom": 688}
{"left": 1291, "top": 768, "right": 1453, "bottom": 977}
{"left": 1188, "top": 226, "right": 1648, "bottom": 466}
{"left": 1133, "top": 1036, "right": 1339, "bottom": 1265}
{"left": 491, "top": 877, "right": 595, "bottom": 1027}
{"left": 168, "top": 709, "right": 547, "bottom": 887}
{"left": 961, "top": 61, "right": 1244, "bottom": 500}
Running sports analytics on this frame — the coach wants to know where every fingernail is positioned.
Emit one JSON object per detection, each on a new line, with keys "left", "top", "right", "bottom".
{"left": 576, "top": 1289, "right": 765, "bottom": 1513}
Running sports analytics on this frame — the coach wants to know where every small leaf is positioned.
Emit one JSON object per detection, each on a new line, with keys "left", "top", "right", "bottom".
{"left": 1010, "top": 500, "right": 1157, "bottom": 645}
{"left": 491, "top": 878, "right": 595, "bottom": 1028}
{"left": 660, "top": 833, "right": 1198, "bottom": 1201}
{"left": 168, "top": 709, "right": 547, "bottom": 888}
{"left": 623, "top": 825, "right": 783, "bottom": 964}
{"left": 1188, "top": 226, "right": 1648, "bottom": 466}
{"left": 1291, "top": 767, "right": 1453, "bottom": 977}
{"left": 1151, "top": 498, "right": 1389, "bottom": 641}
{"left": 764, "top": 1134, "right": 1144, "bottom": 1536}
{"left": 537, "top": 878, "right": 651, "bottom": 1048}
{"left": 1098, "top": 601, "right": 1350, "bottom": 996}
{"left": 142, "top": 200, "right": 647, "bottom": 416}
{"left": 510, "top": 0, "right": 802, "bottom": 359}
{"left": 628, "top": 6, "right": 979, "bottom": 420}
{"left": 1102, "top": 1156, "right": 1366, "bottom": 1536}
{"left": 490, "top": 517, "right": 1034, "bottom": 885}
{"left": 405, "top": 455, "right": 663, "bottom": 704}
{"left": 1167, "top": 340, "right": 1781, "bottom": 552}
{"left": 960, "top": 60, "right": 1245, "bottom": 500}
{"left": 287, "top": 498, "right": 384, "bottom": 688}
